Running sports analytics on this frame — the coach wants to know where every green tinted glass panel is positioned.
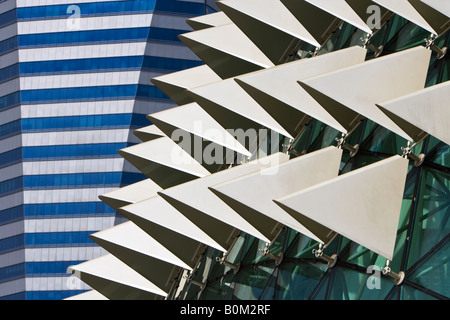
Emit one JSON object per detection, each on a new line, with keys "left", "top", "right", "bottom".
{"left": 383, "top": 15, "right": 407, "bottom": 46}
{"left": 425, "top": 136, "right": 444, "bottom": 154}
{"left": 399, "top": 285, "right": 439, "bottom": 300}
{"left": 201, "top": 272, "right": 236, "bottom": 300}
{"left": 440, "top": 53, "right": 450, "bottom": 81}
{"left": 241, "top": 237, "right": 271, "bottom": 265}
{"left": 361, "top": 125, "right": 407, "bottom": 154}
{"left": 275, "top": 262, "right": 326, "bottom": 300}
{"left": 231, "top": 264, "right": 275, "bottom": 300}
{"left": 384, "top": 22, "right": 430, "bottom": 52}
{"left": 308, "top": 124, "right": 339, "bottom": 152}
{"left": 407, "top": 167, "right": 450, "bottom": 269}
{"left": 284, "top": 233, "right": 316, "bottom": 259}
{"left": 259, "top": 268, "right": 279, "bottom": 300}
{"left": 427, "top": 143, "right": 450, "bottom": 168}
{"left": 407, "top": 240, "right": 450, "bottom": 298}
{"left": 314, "top": 266, "right": 394, "bottom": 300}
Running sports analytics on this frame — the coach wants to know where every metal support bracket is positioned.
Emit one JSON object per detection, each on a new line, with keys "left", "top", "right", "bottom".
{"left": 239, "top": 154, "right": 249, "bottom": 165}
{"left": 308, "top": 46, "right": 321, "bottom": 58}
{"left": 402, "top": 141, "right": 425, "bottom": 167}
{"left": 184, "top": 272, "right": 207, "bottom": 292}
{"left": 382, "top": 260, "right": 405, "bottom": 285}
{"left": 216, "top": 253, "right": 241, "bottom": 275}
{"left": 312, "top": 243, "right": 337, "bottom": 268}
{"left": 260, "top": 243, "right": 283, "bottom": 266}
{"left": 336, "top": 133, "right": 359, "bottom": 157}
{"left": 284, "top": 116, "right": 312, "bottom": 157}
{"left": 362, "top": 34, "right": 383, "bottom": 58}
{"left": 425, "top": 35, "right": 448, "bottom": 60}
{"left": 282, "top": 138, "right": 294, "bottom": 155}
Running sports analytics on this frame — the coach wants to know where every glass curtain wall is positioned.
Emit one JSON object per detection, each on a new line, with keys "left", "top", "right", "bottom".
{"left": 175, "top": 15, "right": 450, "bottom": 301}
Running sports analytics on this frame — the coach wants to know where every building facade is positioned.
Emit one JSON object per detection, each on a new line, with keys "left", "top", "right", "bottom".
{"left": 65, "top": 0, "right": 450, "bottom": 301}
{"left": 0, "top": 0, "right": 214, "bottom": 300}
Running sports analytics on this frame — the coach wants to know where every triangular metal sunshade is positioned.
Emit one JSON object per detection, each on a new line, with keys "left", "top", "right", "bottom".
{"left": 188, "top": 78, "right": 294, "bottom": 142}
{"left": 68, "top": 254, "right": 167, "bottom": 300}
{"left": 118, "top": 194, "right": 227, "bottom": 265}
{"left": 64, "top": 290, "right": 107, "bottom": 300}
{"left": 209, "top": 146, "right": 343, "bottom": 244}
{"left": 304, "top": 0, "right": 374, "bottom": 34}
{"left": 372, "top": 0, "right": 448, "bottom": 35}
{"left": 178, "top": 23, "right": 274, "bottom": 79}
{"left": 377, "top": 80, "right": 450, "bottom": 145}
{"left": 158, "top": 153, "right": 290, "bottom": 249}
{"left": 235, "top": 46, "right": 367, "bottom": 138}
{"left": 89, "top": 221, "right": 191, "bottom": 295}
{"left": 133, "top": 125, "right": 165, "bottom": 142}
{"left": 298, "top": 46, "right": 431, "bottom": 140}
{"left": 281, "top": 0, "right": 341, "bottom": 46}
{"left": 186, "top": 11, "right": 233, "bottom": 30}
{"left": 147, "top": 102, "right": 252, "bottom": 165}
{"left": 217, "top": 0, "right": 320, "bottom": 65}
{"left": 150, "top": 65, "right": 221, "bottom": 105}
{"left": 98, "top": 178, "right": 162, "bottom": 211}
{"left": 118, "top": 136, "right": 210, "bottom": 189}
{"left": 420, "top": 0, "right": 450, "bottom": 18}
{"left": 274, "top": 155, "right": 409, "bottom": 261}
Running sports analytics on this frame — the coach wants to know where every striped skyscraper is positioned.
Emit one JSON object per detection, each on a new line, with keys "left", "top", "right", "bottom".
{"left": 0, "top": 0, "right": 215, "bottom": 300}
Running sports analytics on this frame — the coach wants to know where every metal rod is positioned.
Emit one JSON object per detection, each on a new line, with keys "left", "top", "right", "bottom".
{"left": 425, "top": 36, "right": 448, "bottom": 60}
{"left": 366, "top": 42, "right": 384, "bottom": 58}
{"left": 336, "top": 133, "right": 359, "bottom": 157}
{"left": 189, "top": 279, "right": 206, "bottom": 289}
{"left": 341, "top": 142, "right": 359, "bottom": 157}
{"left": 382, "top": 260, "right": 405, "bottom": 285}
{"left": 260, "top": 243, "right": 283, "bottom": 265}
{"left": 217, "top": 257, "right": 240, "bottom": 274}
{"left": 430, "top": 44, "right": 448, "bottom": 60}
{"left": 312, "top": 243, "right": 337, "bottom": 268}
{"left": 402, "top": 142, "right": 425, "bottom": 167}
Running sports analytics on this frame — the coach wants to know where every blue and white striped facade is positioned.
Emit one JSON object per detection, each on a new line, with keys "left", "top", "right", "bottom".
{"left": 0, "top": 0, "right": 212, "bottom": 300}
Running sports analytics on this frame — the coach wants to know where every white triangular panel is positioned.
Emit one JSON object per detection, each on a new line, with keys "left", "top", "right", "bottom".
{"left": 89, "top": 222, "right": 191, "bottom": 294}
{"left": 209, "top": 147, "right": 343, "bottom": 244}
{"left": 236, "top": 46, "right": 367, "bottom": 136}
{"left": 420, "top": 0, "right": 450, "bottom": 18}
{"left": 219, "top": 0, "right": 320, "bottom": 46}
{"left": 147, "top": 102, "right": 251, "bottom": 157}
{"left": 65, "top": 290, "right": 108, "bottom": 300}
{"left": 90, "top": 221, "right": 192, "bottom": 270}
{"left": 305, "top": 0, "right": 373, "bottom": 34}
{"left": 189, "top": 78, "right": 294, "bottom": 139}
{"left": 159, "top": 153, "right": 290, "bottom": 246}
{"left": 299, "top": 46, "right": 431, "bottom": 140}
{"left": 373, "top": 0, "right": 438, "bottom": 34}
{"left": 133, "top": 124, "right": 165, "bottom": 142}
{"left": 99, "top": 179, "right": 163, "bottom": 211}
{"left": 409, "top": 0, "right": 450, "bottom": 36}
{"left": 281, "top": 0, "right": 340, "bottom": 45}
{"left": 178, "top": 23, "right": 274, "bottom": 78}
{"left": 119, "top": 195, "right": 226, "bottom": 252}
{"left": 275, "top": 156, "right": 409, "bottom": 261}
{"left": 68, "top": 254, "right": 167, "bottom": 298}
{"left": 150, "top": 65, "right": 221, "bottom": 105}
{"left": 118, "top": 136, "right": 210, "bottom": 188}
{"left": 377, "top": 80, "right": 450, "bottom": 145}
{"left": 186, "top": 11, "right": 233, "bottom": 30}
